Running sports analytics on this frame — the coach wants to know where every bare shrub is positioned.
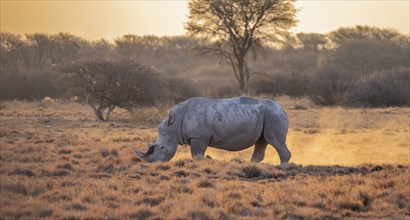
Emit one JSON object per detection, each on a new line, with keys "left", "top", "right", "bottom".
{"left": 347, "top": 68, "right": 410, "bottom": 107}
{"left": 0, "top": 69, "right": 63, "bottom": 101}
{"left": 59, "top": 59, "right": 161, "bottom": 121}
{"left": 128, "top": 106, "right": 165, "bottom": 126}
{"left": 161, "top": 77, "right": 202, "bottom": 104}
{"left": 308, "top": 66, "right": 353, "bottom": 106}
{"left": 212, "top": 84, "right": 240, "bottom": 99}
{"left": 251, "top": 70, "right": 308, "bottom": 98}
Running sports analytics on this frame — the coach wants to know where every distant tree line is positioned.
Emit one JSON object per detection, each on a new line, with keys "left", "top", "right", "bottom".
{"left": 1, "top": 25, "right": 409, "bottom": 109}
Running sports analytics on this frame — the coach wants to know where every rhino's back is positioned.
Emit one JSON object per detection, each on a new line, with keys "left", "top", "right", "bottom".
{"left": 183, "top": 97, "right": 269, "bottom": 150}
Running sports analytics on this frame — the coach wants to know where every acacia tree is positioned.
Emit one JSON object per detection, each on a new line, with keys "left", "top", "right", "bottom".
{"left": 60, "top": 60, "right": 160, "bottom": 121}
{"left": 186, "top": 0, "right": 298, "bottom": 95}
{"left": 329, "top": 25, "right": 408, "bottom": 47}
{"left": 296, "top": 33, "right": 328, "bottom": 51}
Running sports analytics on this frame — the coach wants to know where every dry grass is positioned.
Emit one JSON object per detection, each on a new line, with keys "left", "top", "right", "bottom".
{"left": 0, "top": 99, "right": 409, "bottom": 219}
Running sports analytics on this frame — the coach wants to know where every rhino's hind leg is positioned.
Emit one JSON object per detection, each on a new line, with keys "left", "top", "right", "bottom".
{"left": 264, "top": 113, "right": 291, "bottom": 165}
{"left": 266, "top": 136, "right": 291, "bottom": 164}
{"left": 190, "top": 139, "right": 208, "bottom": 160}
{"left": 251, "top": 138, "right": 268, "bottom": 162}
{"left": 272, "top": 143, "right": 291, "bottom": 165}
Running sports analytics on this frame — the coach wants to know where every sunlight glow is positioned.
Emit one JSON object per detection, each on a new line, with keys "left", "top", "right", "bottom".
{"left": 1, "top": 0, "right": 408, "bottom": 41}
{"left": 294, "top": 1, "right": 410, "bottom": 34}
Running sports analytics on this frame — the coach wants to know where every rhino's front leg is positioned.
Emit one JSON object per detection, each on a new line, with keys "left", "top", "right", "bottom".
{"left": 190, "top": 139, "right": 208, "bottom": 160}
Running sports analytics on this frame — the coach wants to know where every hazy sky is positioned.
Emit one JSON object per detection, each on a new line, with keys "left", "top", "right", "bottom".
{"left": 1, "top": 0, "right": 409, "bottom": 41}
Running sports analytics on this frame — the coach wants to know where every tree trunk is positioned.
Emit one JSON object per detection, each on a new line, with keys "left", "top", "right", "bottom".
{"left": 237, "top": 59, "right": 248, "bottom": 96}
{"left": 94, "top": 109, "right": 106, "bottom": 121}
{"left": 105, "top": 105, "right": 116, "bottom": 121}
{"left": 86, "top": 92, "right": 107, "bottom": 121}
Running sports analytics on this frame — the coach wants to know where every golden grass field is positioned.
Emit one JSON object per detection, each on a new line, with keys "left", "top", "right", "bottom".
{"left": 0, "top": 98, "right": 409, "bottom": 219}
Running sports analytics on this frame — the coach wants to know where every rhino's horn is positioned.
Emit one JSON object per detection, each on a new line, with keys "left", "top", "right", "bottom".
{"left": 133, "top": 144, "right": 156, "bottom": 161}
{"left": 133, "top": 147, "right": 146, "bottom": 159}
{"left": 145, "top": 144, "right": 156, "bottom": 155}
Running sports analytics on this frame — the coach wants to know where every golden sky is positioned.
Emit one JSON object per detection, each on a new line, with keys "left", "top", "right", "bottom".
{"left": 1, "top": 0, "right": 409, "bottom": 41}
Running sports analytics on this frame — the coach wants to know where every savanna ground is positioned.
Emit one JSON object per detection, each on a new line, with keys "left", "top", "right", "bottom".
{"left": 0, "top": 98, "right": 409, "bottom": 219}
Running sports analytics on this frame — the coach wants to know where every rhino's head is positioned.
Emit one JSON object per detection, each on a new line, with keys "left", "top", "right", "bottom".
{"left": 133, "top": 113, "right": 180, "bottom": 162}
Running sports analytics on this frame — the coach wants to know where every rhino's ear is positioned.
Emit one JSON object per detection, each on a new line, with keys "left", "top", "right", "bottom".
{"left": 167, "top": 114, "right": 175, "bottom": 126}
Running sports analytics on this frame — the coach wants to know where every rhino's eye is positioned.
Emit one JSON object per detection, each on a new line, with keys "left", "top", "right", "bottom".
{"left": 160, "top": 145, "right": 164, "bottom": 149}
{"left": 167, "top": 114, "right": 175, "bottom": 126}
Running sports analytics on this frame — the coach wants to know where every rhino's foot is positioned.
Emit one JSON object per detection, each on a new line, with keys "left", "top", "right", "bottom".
{"left": 192, "top": 154, "right": 205, "bottom": 160}
{"left": 251, "top": 156, "right": 264, "bottom": 163}
{"left": 280, "top": 162, "right": 298, "bottom": 170}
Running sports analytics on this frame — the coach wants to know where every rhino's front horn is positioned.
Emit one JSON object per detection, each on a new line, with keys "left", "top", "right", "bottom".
{"left": 133, "top": 148, "right": 147, "bottom": 160}
{"left": 133, "top": 144, "right": 156, "bottom": 162}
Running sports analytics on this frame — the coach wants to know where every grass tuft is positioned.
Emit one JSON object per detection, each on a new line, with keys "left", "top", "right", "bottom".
{"left": 172, "top": 170, "right": 189, "bottom": 177}
{"left": 338, "top": 201, "right": 364, "bottom": 212}
{"left": 58, "top": 149, "right": 72, "bottom": 154}
{"left": 187, "top": 210, "right": 212, "bottom": 220}
{"left": 137, "top": 196, "right": 165, "bottom": 207}
{"left": 3, "top": 183, "right": 28, "bottom": 195}
{"left": 129, "top": 209, "right": 155, "bottom": 220}
{"left": 65, "top": 203, "right": 87, "bottom": 211}
{"left": 37, "top": 209, "right": 53, "bottom": 218}
{"left": 359, "top": 191, "right": 371, "bottom": 207}
{"left": 58, "top": 163, "right": 73, "bottom": 170}
{"left": 242, "top": 165, "right": 262, "bottom": 179}
{"left": 198, "top": 179, "right": 214, "bottom": 188}
{"left": 9, "top": 168, "right": 35, "bottom": 177}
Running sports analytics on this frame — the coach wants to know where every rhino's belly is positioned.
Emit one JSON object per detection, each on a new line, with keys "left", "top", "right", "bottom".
{"left": 208, "top": 119, "right": 264, "bottom": 151}
{"left": 209, "top": 139, "right": 258, "bottom": 151}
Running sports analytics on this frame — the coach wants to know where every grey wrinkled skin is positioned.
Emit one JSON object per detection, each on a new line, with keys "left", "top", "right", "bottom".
{"left": 133, "top": 97, "right": 291, "bottom": 165}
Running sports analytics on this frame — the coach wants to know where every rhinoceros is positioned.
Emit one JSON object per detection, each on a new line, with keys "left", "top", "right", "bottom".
{"left": 133, "top": 97, "right": 291, "bottom": 165}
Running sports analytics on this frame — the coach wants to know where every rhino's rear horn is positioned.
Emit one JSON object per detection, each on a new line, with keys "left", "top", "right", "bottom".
{"left": 145, "top": 144, "right": 156, "bottom": 155}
